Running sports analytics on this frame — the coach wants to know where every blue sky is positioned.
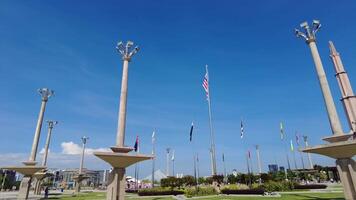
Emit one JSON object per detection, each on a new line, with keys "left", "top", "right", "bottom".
{"left": 1, "top": 0, "right": 356, "bottom": 178}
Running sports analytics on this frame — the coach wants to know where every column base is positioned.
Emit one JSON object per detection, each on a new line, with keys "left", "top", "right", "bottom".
{"left": 106, "top": 168, "right": 126, "bottom": 200}
{"left": 75, "top": 182, "right": 81, "bottom": 193}
{"left": 18, "top": 176, "right": 32, "bottom": 200}
{"left": 33, "top": 179, "right": 42, "bottom": 195}
{"left": 336, "top": 158, "right": 356, "bottom": 200}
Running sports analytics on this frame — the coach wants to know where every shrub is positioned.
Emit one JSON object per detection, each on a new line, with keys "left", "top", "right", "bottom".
{"left": 160, "top": 177, "right": 183, "bottom": 189}
{"left": 260, "top": 181, "right": 294, "bottom": 192}
{"left": 294, "top": 184, "right": 327, "bottom": 190}
{"left": 185, "top": 186, "right": 217, "bottom": 197}
{"left": 221, "top": 184, "right": 249, "bottom": 190}
{"left": 138, "top": 187, "right": 184, "bottom": 196}
{"left": 181, "top": 175, "right": 196, "bottom": 187}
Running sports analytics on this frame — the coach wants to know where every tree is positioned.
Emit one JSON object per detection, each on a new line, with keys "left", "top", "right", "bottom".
{"left": 181, "top": 175, "right": 196, "bottom": 187}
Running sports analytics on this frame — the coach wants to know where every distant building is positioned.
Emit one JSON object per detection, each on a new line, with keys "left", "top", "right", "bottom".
{"left": 48, "top": 168, "right": 109, "bottom": 189}
{"left": 279, "top": 166, "right": 285, "bottom": 172}
{"left": 268, "top": 164, "right": 278, "bottom": 173}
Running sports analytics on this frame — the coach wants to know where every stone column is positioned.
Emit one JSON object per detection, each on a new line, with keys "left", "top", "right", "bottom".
{"left": 336, "top": 158, "right": 356, "bottom": 200}
{"left": 106, "top": 168, "right": 126, "bottom": 200}
{"left": 29, "top": 100, "right": 47, "bottom": 163}
{"left": 116, "top": 58, "right": 130, "bottom": 147}
{"left": 18, "top": 176, "right": 32, "bottom": 200}
{"left": 307, "top": 41, "right": 344, "bottom": 135}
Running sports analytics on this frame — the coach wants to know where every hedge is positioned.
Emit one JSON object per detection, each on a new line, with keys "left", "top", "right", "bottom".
{"left": 220, "top": 189, "right": 265, "bottom": 195}
{"left": 138, "top": 187, "right": 184, "bottom": 196}
{"left": 294, "top": 184, "right": 327, "bottom": 190}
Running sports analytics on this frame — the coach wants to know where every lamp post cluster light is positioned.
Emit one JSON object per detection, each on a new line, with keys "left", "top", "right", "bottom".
{"left": 295, "top": 20, "right": 356, "bottom": 200}
{"left": 2, "top": 88, "right": 54, "bottom": 199}
{"left": 94, "top": 41, "right": 152, "bottom": 200}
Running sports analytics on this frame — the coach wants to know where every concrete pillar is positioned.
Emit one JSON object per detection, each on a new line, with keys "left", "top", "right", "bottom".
{"left": 34, "top": 179, "right": 41, "bottom": 195}
{"left": 75, "top": 181, "right": 81, "bottom": 193}
{"left": 307, "top": 41, "right": 344, "bottom": 136}
{"left": 17, "top": 176, "right": 31, "bottom": 200}
{"left": 106, "top": 168, "right": 125, "bottom": 200}
{"left": 336, "top": 158, "right": 356, "bottom": 200}
{"left": 329, "top": 41, "right": 356, "bottom": 133}
{"left": 116, "top": 59, "right": 130, "bottom": 147}
{"left": 42, "top": 122, "right": 55, "bottom": 166}
{"left": 29, "top": 100, "right": 47, "bottom": 162}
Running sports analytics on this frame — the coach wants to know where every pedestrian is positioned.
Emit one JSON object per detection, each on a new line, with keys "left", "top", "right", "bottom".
{"left": 44, "top": 186, "right": 49, "bottom": 199}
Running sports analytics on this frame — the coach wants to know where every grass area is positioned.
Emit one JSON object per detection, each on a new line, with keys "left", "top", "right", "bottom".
{"left": 48, "top": 191, "right": 345, "bottom": 200}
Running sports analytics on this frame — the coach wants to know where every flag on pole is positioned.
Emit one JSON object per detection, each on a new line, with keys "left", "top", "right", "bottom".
{"left": 222, "top": 153, "right": 225, "bottom": 162}
{"left": 189, "top": 122, "right": 194, "bottom": 142}
{"left": 152, "top": 131, "right": 155, "bottom": 144}
{"left": 134, "top": 136, "right": 139, "bottom": 152}
{"left": 171, "top": 150, "right": 175, "bottom": 161}
{"left": 202, "top": 66, "right": 209, "bottom": 100}
{"left": 290, "top": 139, "right": 294, "bottom": 152}
{"left": 240, "top": 120, "right": 244, "bottom": 139}
{"left": 295, "top": 133, "right": 300, "bottom": 146}
{"left": 247, "top": 150, "right": 251, "bottom": 159}
{"left": 280, "top": 122, "right": 284, "bottom": 140}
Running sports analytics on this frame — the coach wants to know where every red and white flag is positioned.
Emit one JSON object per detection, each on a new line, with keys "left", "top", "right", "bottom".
{"left": 202, "top": 66, "right": 210, "bottom": 100}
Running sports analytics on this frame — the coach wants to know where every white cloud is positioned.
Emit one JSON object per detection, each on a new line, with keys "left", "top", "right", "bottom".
{"left": 39, "top": 148, "right": 50, "bottom": 154}
{"left": 61, "top": 141, "right": 110, "bottom": 155}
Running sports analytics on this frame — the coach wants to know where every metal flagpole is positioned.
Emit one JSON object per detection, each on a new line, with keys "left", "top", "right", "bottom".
{"left": 196, "top": 154, "right": 200, "bottom": 182}
{"left": 303, "top": 135, "right": 313, "bottom": 169}
{"left": 246, "top": 152, "right": 251, "bottom": 187}
{"left": 204, "top": 65, "right": 217, "bottom": 175}
{"left": 171, "top": 150, "right": 175, "bottom": 177}
{"left": 151, "top": 131, "right": 155, "bottom": 188}
{"left": 166, "top": 148, "right": 170, "bottom": 176}
{"left": 255, "top": 145, "right": 262, "bottom": 184}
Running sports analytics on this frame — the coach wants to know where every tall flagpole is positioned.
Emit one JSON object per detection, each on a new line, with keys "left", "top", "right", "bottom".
{"left": 246, "top": 152, "right": 251, "bottom": 187}
{"left": 204, "top": 65, "right": 217, "bottom": 176}
{"left": 151, "top": 131, "right": 155, "bottom": 188}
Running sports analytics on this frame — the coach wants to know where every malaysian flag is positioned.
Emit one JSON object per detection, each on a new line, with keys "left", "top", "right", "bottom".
{"left": 240, "top": 120, "right": 244, "bottom": 139}
{"left": 295, "top": 132, "right": 300, "bottom": 146}
{"left": 189, "top": 122, "right": 194, "bottom": 142}
{"left": 280, "top": 122, "right": 284, "bottom": 140}
{"left": 134, "top": 136, "right": 139, "bottom": 152}
{"left": 202, "top": 66, "right": 209, "bottom": 100}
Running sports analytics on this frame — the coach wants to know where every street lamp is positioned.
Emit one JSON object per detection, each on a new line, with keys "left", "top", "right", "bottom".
{"left": 295, "top": 20, "right": 343, "bottom": 136}
{"left": 115, "top": 41, "right": 139, "bottom": 148}
{"left": 27, "top": 88, "right": 54, "bottom": 164}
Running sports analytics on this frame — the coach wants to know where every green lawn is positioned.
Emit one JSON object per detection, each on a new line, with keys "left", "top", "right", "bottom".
{"left": 49, "top": 191, "right": 345, "bottom": 200}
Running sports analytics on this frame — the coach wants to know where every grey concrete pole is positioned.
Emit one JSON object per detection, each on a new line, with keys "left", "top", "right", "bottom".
{"left": 329, "top": 41, "right": 356, "bottom": 133}
{"left": 295, "top": 21, "right": 343, "bottom": 135}
{"left": 308, "top": 41, "right": 344, "bottom": 135}
{"left": 28, "top": 88, "right": 54, "bottom": 163}
{"left": 41, "top": 121, "right": 58, "bottom": 166}
{"left": 116, "top": 59, "right": 129, "bottom": 147}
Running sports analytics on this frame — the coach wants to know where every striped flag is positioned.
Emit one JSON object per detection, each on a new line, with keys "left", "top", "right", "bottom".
{"left": 134, "top": 136, "right": 139, "bottom": 152}
{"left": 280, "top": 122, "right": 284, "bottom": 140}
{"left": 202, "top": 66, "right": 209, "bottom": 100}
{"left": 189, "top": 122, "right": 194, "bottom": 142}
{"left": 290, "top": 139, "right": 294, "bottom": 152}
{"left": 240, "top": 120, "right": 244, "bottom": 139}
{"left": 171, "top": 150, "right": 175, "bottom": 161}
{"left": 152, "top": 131, "right": 155, "bottom": 144}
{"left": 295, "top": 133, "right": 300, "bottom": 146}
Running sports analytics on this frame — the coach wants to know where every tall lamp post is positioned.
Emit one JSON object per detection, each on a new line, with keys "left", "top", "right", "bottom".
{"left": 2, "top": 88, "right": 53, "bottom": 199}
{"left": 94, "top": 41, "right": 153, "bottom": 200}
{"left": 34, "top": 120, "right": 58, "bottom": 195}
{"left": 295, "top": 20, "right": 356, "bottom": 200}
{"left": 74, "top": 136, "right": 89, "bottom": 193}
